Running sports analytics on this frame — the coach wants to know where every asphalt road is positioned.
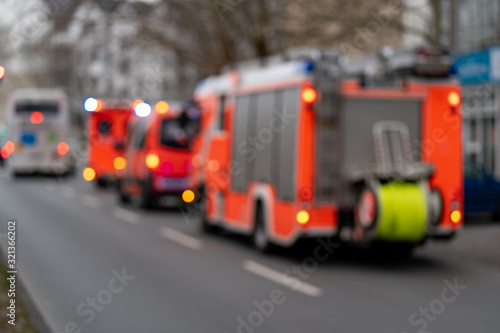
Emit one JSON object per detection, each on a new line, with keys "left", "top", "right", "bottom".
{"left": 0, "top": 170, "right": 499, "bottom": 333}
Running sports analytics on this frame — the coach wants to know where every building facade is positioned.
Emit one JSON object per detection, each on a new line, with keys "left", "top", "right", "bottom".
{"left": 453, "top": 0, "right": 500, "bottom": 52}
{"left": 455, "top": 48, "right": 500, "bottom": 176}
{"left": 449, "top": 0, "right": 500, "bottom": 177}
{"left": 51, "top": 1, "right": 197, "bottom": 114}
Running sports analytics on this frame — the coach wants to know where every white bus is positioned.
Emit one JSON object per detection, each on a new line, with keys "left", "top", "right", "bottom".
{"left": 6, "top": 89, "right": 75, "bottom": 176}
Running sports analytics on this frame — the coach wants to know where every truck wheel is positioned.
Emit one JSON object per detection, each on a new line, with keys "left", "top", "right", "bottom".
{"left": 199, "top": 196, "right": 217, "bottom": 233}
{"left": 492, "top": 199, "right": 500, "bottom": 221}
{"left": 141, "top": 177, "right": 156, "bottom": 209}
{"left": 64, "top": 167, "right": 76, "bottom": 177}
{"left": 11, "top": 171, "right": 23, "bottom": 178}
{"left": 96, "top": 178, "right": 107, "bottom": 188}
{"left": 253, "top": 203, "right": 274, "bottom": 252}
{"left": 117, "top": 180, "right": 131, "bottom": 205}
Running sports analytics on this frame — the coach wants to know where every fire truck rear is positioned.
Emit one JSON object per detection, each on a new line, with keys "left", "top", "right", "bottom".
{"left": 84, "top": 98, "right": 133, "bottom": 187}
{"left": 192, "top": 46, "right": 462, "bottom": 252}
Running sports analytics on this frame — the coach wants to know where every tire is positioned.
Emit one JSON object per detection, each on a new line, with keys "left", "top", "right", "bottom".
{"left": 119, "top": 193, "right": 131, "bottom": 205}
{"left": 199, "top": 194, "right": 217, "bottom": 233}
{"left": 96, "top": 178, "right": 107, "bottom": 188}
{"left": 65, "top": 167, "right": 76, "bottom": 177}
{"left": 11, "top": 170, "right": 25, "bottom": 178}
{"left": 117, "top": 180, "right": 131, "bottom": 205}
{"left": 59, "top": 167, "right": 75, "bottom": 178}
{"left": 492, "top": 198, "right": 500, "bottom": 221}
{"left": 253, "top": 202, "right": 274, "bottom": 252}
{"left": 140, "top": 176, "right": 156, "bottom": 209}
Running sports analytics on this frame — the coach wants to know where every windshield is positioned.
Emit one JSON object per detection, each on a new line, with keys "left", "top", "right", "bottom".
{"left": 160, "top": 118, "right": 197, "bottom": 149}
{"left": 15, "top": 101, "right": 59, "bottom": 114}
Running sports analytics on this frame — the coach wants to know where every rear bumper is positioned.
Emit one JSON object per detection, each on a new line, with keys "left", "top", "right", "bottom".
{"left": 427, "top": 226, "right": 459, "bottom": 240}
{"left": 95, "top": 172, "right": 118, "bottom": 181}
{"left": 9, "top": 153, "right": 74, "bottom": 173}
{"left": 87, "top": 163, "right": 118, "bottom": 180}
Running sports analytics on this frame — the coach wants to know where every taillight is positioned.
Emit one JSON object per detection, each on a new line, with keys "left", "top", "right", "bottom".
{"left": 296, "top": 210, "right": 310, "bottom": 225}
{"left": 57, "top": 142, "right": 69, "bottom": 155}
{"left": 182, "top": 190, "right": 195, "bottom": 203}
{"left": 83, "top": 167, "right": 96, "bottom": 181}
{"left": 31, "top": 112, "right": 43, "bottom": 124}
{"left": 1, "top": 146, "right": 9, "bottom": 158}
{"left": 4, "top": 141, "right": 14, "bottom": 154}
{"left": 114, "top": 157, "right": 127, "bottom": 170}
{"left": 146, "top": 153, "right": 160, "bottom": 169}
{"left": 448, "top": 91, "right": 461, "bottom": 107}
{"left": 155, "top": 101, "right": 169, "bottom": 114}
{"left": 450, "top": 210, "right": 461, "bottom": 224}
{"left": 95, "top": 99, "right": 104, "bottom": 112}
{"left": 301, "top": 87, "right": 317, "bottom": 104}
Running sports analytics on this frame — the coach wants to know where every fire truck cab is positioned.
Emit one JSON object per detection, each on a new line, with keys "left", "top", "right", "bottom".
{"left": 192, "top": 46, "right": 463, "bottom": 251}
{"left": 117, "top": 101, "right": 200, "bottom": 208}
{"left": 84, "top": 98, "right": 133, "bottom": 187}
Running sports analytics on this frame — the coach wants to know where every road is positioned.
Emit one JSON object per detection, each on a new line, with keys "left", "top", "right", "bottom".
{"left": 0, "top": 170, "right": 499, "bottom": 333}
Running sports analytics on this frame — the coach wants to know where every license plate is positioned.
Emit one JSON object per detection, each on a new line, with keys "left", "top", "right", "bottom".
{"left": 159, "top": 196, "right": 182, "bottom": 206}
{"left": 158, "top": 177, "right": 188, "bottom": 191}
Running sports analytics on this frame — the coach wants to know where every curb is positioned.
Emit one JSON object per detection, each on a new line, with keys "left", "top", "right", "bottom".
{"left": 0, "top": 245, "right": 52, "bottom": 333}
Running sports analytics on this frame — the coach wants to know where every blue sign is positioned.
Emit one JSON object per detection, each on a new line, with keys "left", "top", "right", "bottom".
{"left": 454, "top": 47, "right": 500, "bottom": 85}
{"left": 21, "top": 132, "right": 36, "bottom": 146}
{"left": 454, "top": 49, "right": 490, "bottom": 84}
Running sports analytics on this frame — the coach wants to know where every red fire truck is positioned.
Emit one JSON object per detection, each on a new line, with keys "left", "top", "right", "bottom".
{"left": 191, "top": 46, "right": 463, "bottom": 252}
{"left": 84, "top": 98, "right": 133, "bottom": 187}
{"left": 117, "top": 101, "right": 200, "bottom": 208}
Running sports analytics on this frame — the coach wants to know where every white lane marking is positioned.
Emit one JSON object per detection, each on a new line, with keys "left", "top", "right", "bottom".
{"left": 113, "top": 207, "right": 139, "bottom": 225}
{"left": 81, "top": 194, "right": 102, "bottom": 209}
{"left": 243, "top": 260, "right": 323, "bottom": 297}
{"left": 159, "top": 227, "right": 202, "bottom": 250}
{"left": 60, "top": 185, "right": 77, "bottom": 199}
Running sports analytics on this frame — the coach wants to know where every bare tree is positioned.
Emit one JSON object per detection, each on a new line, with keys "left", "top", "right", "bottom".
{"left": 1, "top": 0, "right": 429, "bottom": 107}
{"left": 389, "top": 0, "right": 443, "bottom": 45}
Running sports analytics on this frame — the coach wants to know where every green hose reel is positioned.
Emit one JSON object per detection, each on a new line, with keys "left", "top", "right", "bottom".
{"left": 374, "top": 181, "right": 428, "bottom": 243}
{"left": 358, "top": 180, "right": 429, "bottom": 243}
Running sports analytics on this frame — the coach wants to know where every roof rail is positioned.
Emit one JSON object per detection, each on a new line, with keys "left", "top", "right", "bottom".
{"left": 344, "top": 45, "right": 452, "bottom": 79}
{"left": 222, "top": 47, "right": 342, "bottom": 73}
{"left": 219, "top": 45, "right": 451, "bottom": 80}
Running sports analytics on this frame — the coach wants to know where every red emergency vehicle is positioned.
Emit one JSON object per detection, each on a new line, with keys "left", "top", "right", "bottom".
{"left": 117, "top": 101, "right": 200, "bottom": 208}
{"left": 84, "top": 98, "right": 133, "bottom": 186}
{"left": 191, "top": 46, "right": 463, "bottom": 252}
